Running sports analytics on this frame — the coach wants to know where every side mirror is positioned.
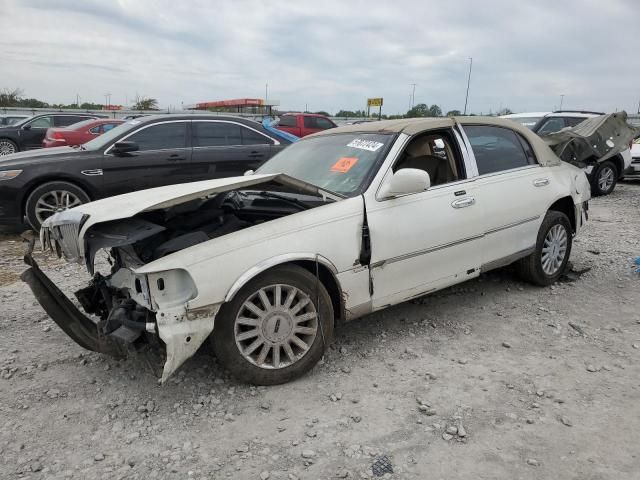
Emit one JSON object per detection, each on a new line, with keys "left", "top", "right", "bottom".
{"left": 22, "top": 124, "right": 32, "bottom": 131}
{"left": 379, "top": 168, "right": 431, "bottom": 199}
{"left": 112, "top": 140, "right": 139, "bottom": 155}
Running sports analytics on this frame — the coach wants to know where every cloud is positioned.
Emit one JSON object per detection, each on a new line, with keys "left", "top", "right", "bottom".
{"left": 0, "top": 0, "right": 637, "bottom": 114}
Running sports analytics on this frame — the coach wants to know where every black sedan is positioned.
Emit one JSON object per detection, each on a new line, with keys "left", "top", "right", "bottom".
{"left": 0, "top": 115, "right": 291, "bottom": 228}
{"left": 0, "top": 113, "right": 107, "bottom": 155}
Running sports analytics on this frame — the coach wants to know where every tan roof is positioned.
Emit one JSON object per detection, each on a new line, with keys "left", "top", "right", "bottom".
{"left": 313, "top": 115, "right": 536, "bottom": 137}
{"left": 311, "top": 115, "right": 562, "bottom": 167}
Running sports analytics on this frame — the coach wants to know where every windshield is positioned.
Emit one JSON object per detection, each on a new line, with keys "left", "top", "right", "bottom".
{"left": 256, "top": 132, "right": 394, "bottom": 196}
{"left": 81, "top": 120, "right": 140, "bottom": 150}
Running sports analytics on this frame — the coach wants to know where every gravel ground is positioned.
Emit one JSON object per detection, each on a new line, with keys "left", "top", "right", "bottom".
{"left": 1, "top": 183, "right": 639, "bottom": 480}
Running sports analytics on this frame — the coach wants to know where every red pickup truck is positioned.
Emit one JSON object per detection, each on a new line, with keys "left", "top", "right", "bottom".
{"left": 276, "top": 113, "right": 337, "bottom": 138}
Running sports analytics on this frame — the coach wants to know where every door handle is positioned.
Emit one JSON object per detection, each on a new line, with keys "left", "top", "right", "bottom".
{"left": 533, "top": 178, "right": 549, "bottom": 187}
{"left": 167, "top": 154, "right": 187, "bottom": 161}
{"left": 248, "top": 151, "right": 265, "bottom": 158}
{"left": 451, "top": 197, "right": 475, "bottom": 209}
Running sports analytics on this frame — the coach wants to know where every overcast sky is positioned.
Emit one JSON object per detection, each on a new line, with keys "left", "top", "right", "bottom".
{"left": 1, "top": 0, "right": 638, "bottom": 115}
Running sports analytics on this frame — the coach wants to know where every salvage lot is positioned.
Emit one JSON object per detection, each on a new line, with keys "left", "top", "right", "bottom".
{"left": 0, "top": 183, "right": 638, "bottom": 479}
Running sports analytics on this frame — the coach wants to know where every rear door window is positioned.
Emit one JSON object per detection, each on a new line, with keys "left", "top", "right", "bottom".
{"left": 192, "top": 122, "right": 243, "bottom": 147}
{"left": 278, "top": 115, "right": 297, "bottom": 127}
{"left": 241, "top": 127, "right": 273, "bottom": 145}
{"left": 315, "top": 117, "right": 335, "bottom": 129}
{"left": 303, "top": 116, "right": 317, "bottom": 129}
{"left": 464, "top": 125, "right": 535, "bottom": 175}
{"left": 127, "top": 122, "right": 188, "bottom": 151}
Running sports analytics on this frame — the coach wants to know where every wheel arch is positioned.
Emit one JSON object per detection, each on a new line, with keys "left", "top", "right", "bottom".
{"left": 224, "top": 254, "right": 345, "bottom": 325}
{"left": 21, "top": 175, "right": 97, "bottom": 218}
{"left": 611, "top": 154, "right": 625, "bottom": 179}
{"left": 547, "top": 195, "right": 576, "bottom": 233}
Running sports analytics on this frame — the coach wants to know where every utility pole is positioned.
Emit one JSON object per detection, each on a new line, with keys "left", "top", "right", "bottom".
{"left": 559, "top": 94, "right": 565, "bottom": 110}
{"left": 104, "top": 93, "right": 111, "bottom": 108}
{"left": 265, "top": 83, "right": 268, "bottom": 101}
{"left": 410, "top": 84, "right": 416, "bottom": 110}
{"left": 76, "top": 94, "right": 81, "bottom": 107}
{"left": 637, "top": 97, "right": 639, "bottom": 114}
{"left": 463, "top": 57, "right": 473, "bottom": 115}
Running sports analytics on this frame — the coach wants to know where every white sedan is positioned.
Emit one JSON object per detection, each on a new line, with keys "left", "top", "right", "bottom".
{"left": 26, "top": 117, "right": 593, "bottom": 385}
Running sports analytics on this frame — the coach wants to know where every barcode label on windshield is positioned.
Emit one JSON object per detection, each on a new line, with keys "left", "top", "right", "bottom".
{"left": 347, "top": 139, "right": 384, "bottom": 152}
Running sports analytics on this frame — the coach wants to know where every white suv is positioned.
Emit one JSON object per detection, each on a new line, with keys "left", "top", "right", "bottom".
{"left": 531, "top": 111, "right": 632, "bottom": 195}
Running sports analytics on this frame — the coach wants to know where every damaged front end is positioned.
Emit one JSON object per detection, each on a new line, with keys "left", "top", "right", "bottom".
{"left": 543, "top": 111, "right": 639, "bottom": 167}
{"left": 22, "top": 174, "right": 338, "bottom": 381}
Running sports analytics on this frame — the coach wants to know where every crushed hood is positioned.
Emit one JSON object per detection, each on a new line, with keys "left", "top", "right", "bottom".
{"left": 542, "top": 111, "right": 638, "bottom": 165}
{"left": 41, "top": 173, "right": 343, "bottom": 261}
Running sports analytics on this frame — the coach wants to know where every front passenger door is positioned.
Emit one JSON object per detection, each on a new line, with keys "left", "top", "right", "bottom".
{"left": 102, "top": 121, "right": 192, "bottom": 196}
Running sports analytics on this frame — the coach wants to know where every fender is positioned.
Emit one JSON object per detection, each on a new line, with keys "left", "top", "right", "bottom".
{"left": 224, "top": 253, "right": 339, "bottom": 302}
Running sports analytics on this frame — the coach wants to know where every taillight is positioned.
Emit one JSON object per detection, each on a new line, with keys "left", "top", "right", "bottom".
{"left": 52, "top": 131, "right": 65, "bottom": 140}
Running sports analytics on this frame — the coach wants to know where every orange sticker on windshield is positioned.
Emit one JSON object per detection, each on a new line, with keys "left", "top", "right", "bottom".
{"left": 331, "top": 157, "right": 358, "bottom": 173}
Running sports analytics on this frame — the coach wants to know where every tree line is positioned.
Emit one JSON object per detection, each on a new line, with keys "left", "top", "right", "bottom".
{"left": 0, "top": 88, "right": 158, "bottom": 111}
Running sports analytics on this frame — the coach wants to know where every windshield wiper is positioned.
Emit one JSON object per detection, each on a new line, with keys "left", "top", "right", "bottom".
{"left": 251, "top": 191, "right": 312, "bottom": 211}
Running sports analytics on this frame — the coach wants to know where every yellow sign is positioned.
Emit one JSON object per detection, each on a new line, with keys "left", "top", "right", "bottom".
{"left": 367, "top": 97, "right": 383, "bottom": 107}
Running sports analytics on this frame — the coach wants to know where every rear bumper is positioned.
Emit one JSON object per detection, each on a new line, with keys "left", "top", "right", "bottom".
{"left": 21, "top": 254, "right": 128, "bottom": 358}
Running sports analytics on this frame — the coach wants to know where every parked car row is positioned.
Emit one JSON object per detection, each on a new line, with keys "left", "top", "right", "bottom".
{"left": 502, "top": 110, "right": 634, "bottom": 195}
{"left": 0, "top": 113, "right": 107, "bottom": 155}
{"left": 0, "top": 115, "right": 292, "bottom": 228}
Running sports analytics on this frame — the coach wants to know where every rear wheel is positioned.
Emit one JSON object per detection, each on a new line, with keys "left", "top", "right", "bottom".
{"left": 212, "top": 265, "right": 333, "bottom": 385}
{"left": 590, "top": 160, "right": 617, "bottom": 196}
{"left": 0, "top": 139, "right": 18, "bottom": 156}
{"left": 516, "top": 210, "right": 572, "bottom": 286}
{"left": 25, "top": 181, "right": 90, "bottom": 230}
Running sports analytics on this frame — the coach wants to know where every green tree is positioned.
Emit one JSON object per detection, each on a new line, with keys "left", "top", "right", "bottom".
{"left": 133, "top": 95, "right": 159, "bottom": 110}
{"left": 497, "top": 108, "right": 513, "bottom": 116}
{"left": 0, "top": 88, "right": 23, "bottom": 107}
{"left": 428, "top": 104, "right": 442, "bottom": 117}
{"left": 313, "top": 110, "right": 331, "bottom": 117}
{"left": 446, "top": 109, "right": 462, "bottom": 117}
{"left": 18, "top": 98, "right": 49, "bottom": 108}
{"left": 406, "top": 103, "right": 429, "bottom": 118}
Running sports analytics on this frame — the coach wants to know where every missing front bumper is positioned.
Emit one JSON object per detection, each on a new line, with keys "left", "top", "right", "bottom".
{"left": 21, "top": 254, "right": 129, "bottom": 359}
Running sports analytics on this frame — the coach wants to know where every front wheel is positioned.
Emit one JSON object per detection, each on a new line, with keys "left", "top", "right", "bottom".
{"left": 212, "top": 265, "right": 334, "bottom": 385}
{"left": 590, "top": 160, "right": 617, "bottom": 196}
{"left": 25, "top": 181, "right": 91, "bottom": 230}
{"left": 0, "top": 139, "right": 18, "bottom": 156}
{"left": 516, "top": 210, "right": 572, "bottom": 286}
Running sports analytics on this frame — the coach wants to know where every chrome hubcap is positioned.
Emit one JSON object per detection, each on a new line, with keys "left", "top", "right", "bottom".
{"left": 234, "top": 284, "right": 318, "bottom": 369}
{"left": 0, "top": 140, "right": 16, "bottom": 156}
{"left": 598, "top": 166, "right": 614, "bottom": 192}
{"left": 35, "top": 190, "right": 83, "bottom": 224}
{"left": 541, "top": 224, "right": 568, "bottom": 275}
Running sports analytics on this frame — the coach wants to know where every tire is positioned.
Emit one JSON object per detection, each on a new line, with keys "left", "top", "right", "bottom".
{"left": 0, "top": 139, "right": 18, "bottom": 156}
{"left": 212, "top": 264, "right": 334, "bottom": 385}
{"left": 590, "top": 160, "right": 617, "bottom": 196}
{"left": 516, "top": 210, "right": 572, "bottom": 286}
{"left": 25, "top": 181, "right": 91, "bottom": 230}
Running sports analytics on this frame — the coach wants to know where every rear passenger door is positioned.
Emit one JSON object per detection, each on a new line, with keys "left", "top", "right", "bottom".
{"left": 462, "top": 125, "right": 553, "bottom": 267}
{"left": 302, "top": 116, "right": 335, "bottom": 136}
{"left": 102, "top": 120, "right": 192, "bottom": 196}
{"left": 191, "top": 121, "right": 275, "bottom": 178}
